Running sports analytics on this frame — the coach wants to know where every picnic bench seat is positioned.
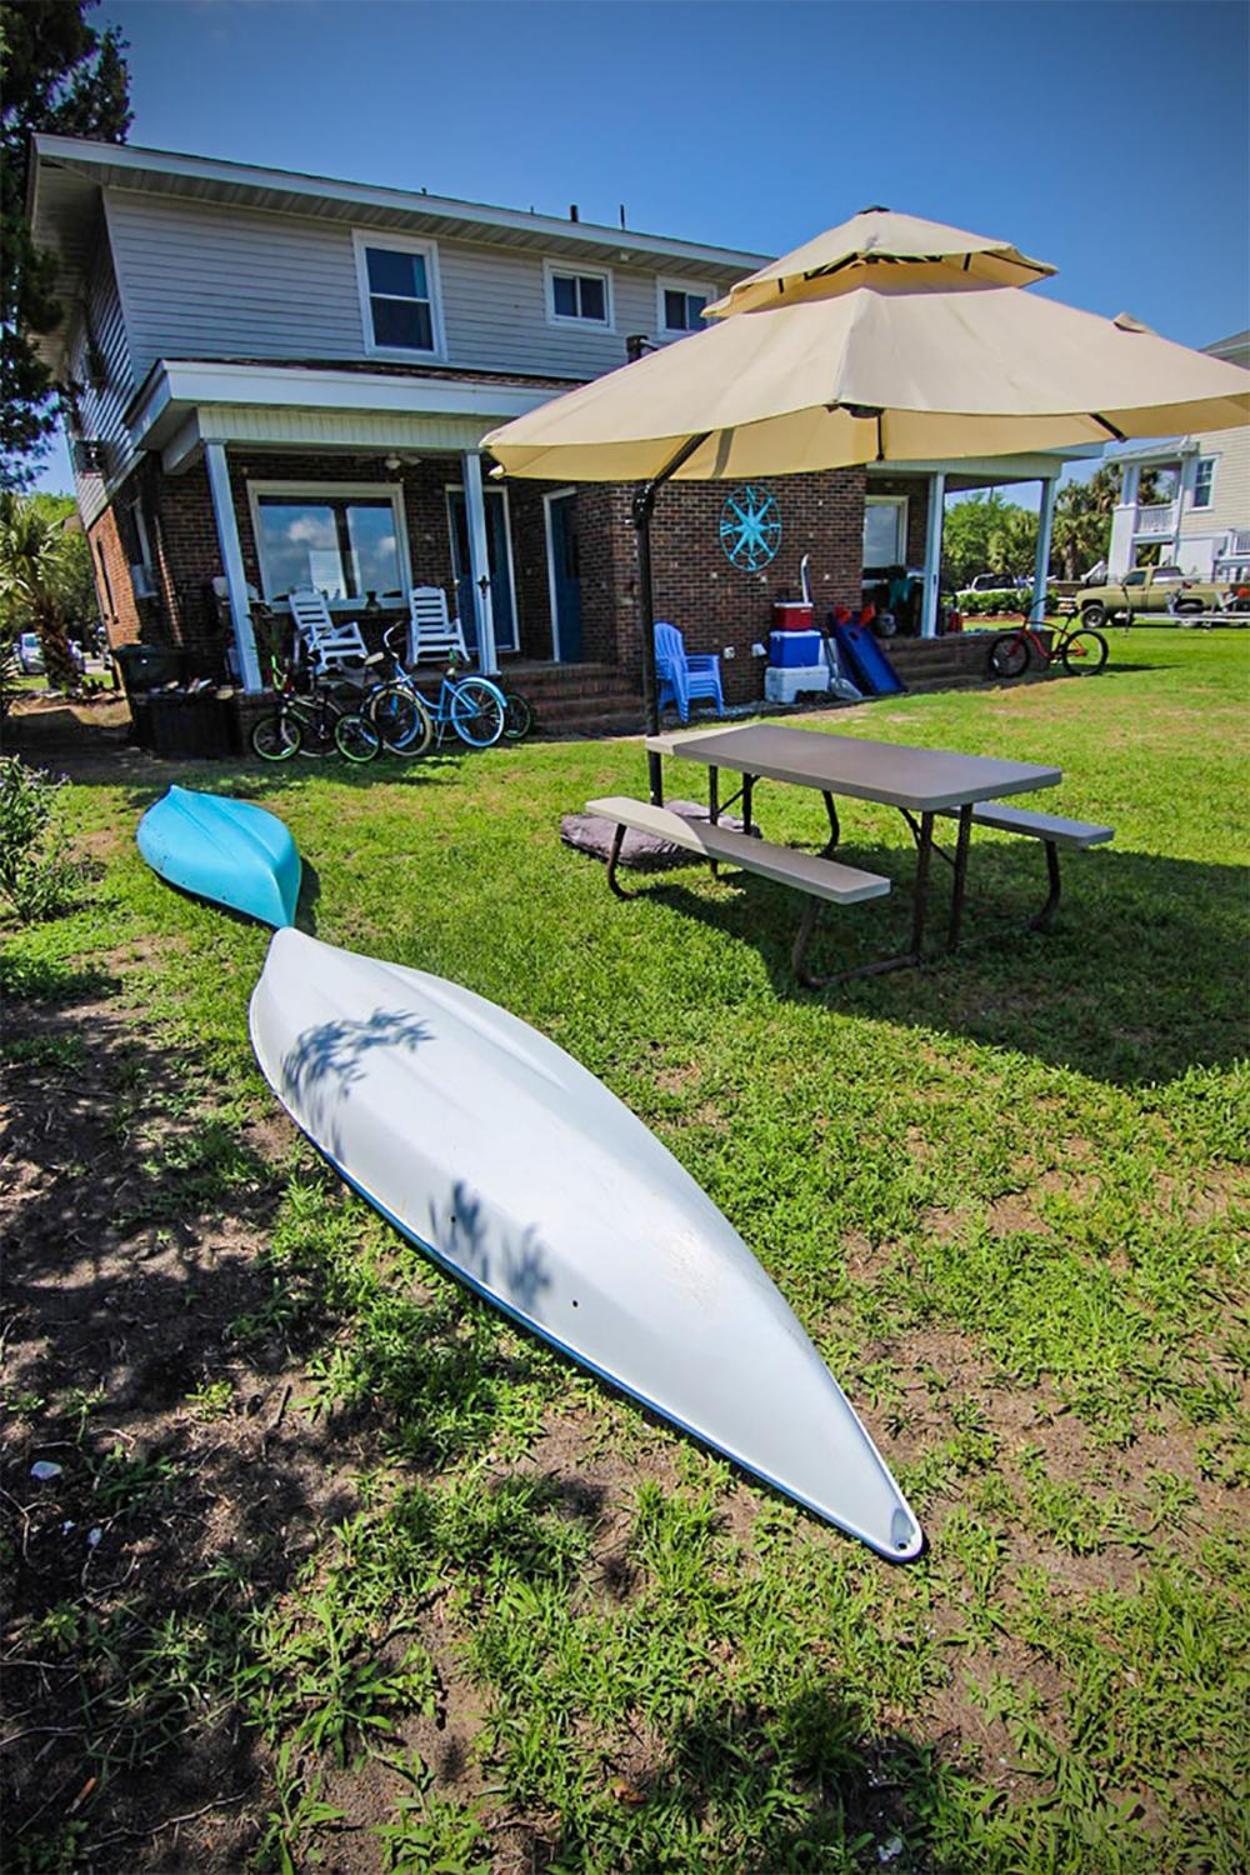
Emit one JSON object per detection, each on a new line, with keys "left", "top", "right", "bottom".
{"left": 935, "top": 801, "right": 1114, "bottom": 928}
{"left": 587, "top": 795, "right": 890, "bottom": 984}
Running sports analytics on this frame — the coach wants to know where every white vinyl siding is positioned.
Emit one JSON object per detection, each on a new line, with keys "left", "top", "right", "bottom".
{"left": 1179, "top": 430, "right": 1250, "bottom": 543}
{"left": 67, "top": 218, "right": 136, "bottom": 525}
{"left": 103, "top": 188, "right": 734, "bottom": 382}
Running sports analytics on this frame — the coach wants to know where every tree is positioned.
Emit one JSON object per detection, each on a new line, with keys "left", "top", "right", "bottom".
{"left": 941, "top": 490, "right": 1027, "bottom": 588}
{"left": 1051, "top": 465, "right": 1120, "bottom": 580}
{"left": 0, "top": 489, "right": 83, "bottom": 688}
{"left": 1, "top": 1, "right": 131, "bottom": 484}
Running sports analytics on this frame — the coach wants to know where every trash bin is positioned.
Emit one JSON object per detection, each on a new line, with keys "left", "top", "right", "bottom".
{"left": 146, "top": 692, "right": 232, "bottom": 758}
{"left": 114, "top": 643, "right": 188, "bottom": 696}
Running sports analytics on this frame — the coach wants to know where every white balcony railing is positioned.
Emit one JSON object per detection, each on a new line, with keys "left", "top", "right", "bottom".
{"left": 1134, "top": 503, "right": 1178, "bottom": 538}
{"left": 1227, "top": 528, "right": 1250, "bottom": 557}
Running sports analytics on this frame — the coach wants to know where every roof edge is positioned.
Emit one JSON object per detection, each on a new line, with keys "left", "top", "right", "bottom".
{"left": 31, "top": 133, "right": 771, "bottom": 272}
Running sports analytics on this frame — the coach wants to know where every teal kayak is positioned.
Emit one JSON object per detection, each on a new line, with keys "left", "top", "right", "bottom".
{"left": 137, "top": 786, "right": 301, "bottom": 928}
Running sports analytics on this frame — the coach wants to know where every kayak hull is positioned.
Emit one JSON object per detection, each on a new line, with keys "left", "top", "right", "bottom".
{"left": 249, "top": 929, "right": 922, "bottom": 1561}
{"left": 137, "top": 786, "right": 301, "bottom": 928}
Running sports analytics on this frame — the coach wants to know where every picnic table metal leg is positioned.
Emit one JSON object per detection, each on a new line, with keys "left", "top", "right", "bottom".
{"left": 821, "top": 791, "right": 841, "bottom": 855}
{"left": 947, "top": 804, "right": 973, "bottom": 951}
{"left": 606, "top": 823, "right": 635, "bottom": 900}
{"left": 1029, "top": 840, "right": 1062, "bottom": 931}
{"left": 909, "top": 812, "right": 935, "bottom": 960}
{"left": 743, "top": 774, "right": 755, "bottom": 837}
{"left": 707, "top": 766, "right": 720, "bottom": 877}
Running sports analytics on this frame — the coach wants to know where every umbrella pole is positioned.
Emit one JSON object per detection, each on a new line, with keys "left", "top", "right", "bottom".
{"left": 633, "top": 434, "right": 710, "bottom": 807}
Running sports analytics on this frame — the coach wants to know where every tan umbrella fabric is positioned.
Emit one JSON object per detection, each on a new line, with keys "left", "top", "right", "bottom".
{"left": 705, "top": 207, "right": 1055, "bottom": 317}
{"left": 484, "top": 278, "right": 1250, "bottom": 483}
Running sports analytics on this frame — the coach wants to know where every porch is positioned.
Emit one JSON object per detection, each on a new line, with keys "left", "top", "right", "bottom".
{"left": 121, "top": 359, "right": 596, "bottom": 690}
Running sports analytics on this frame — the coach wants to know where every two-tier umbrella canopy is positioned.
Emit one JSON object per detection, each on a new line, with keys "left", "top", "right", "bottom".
{"left": 483, "top": 208, "right": 1250, "bottom": 797}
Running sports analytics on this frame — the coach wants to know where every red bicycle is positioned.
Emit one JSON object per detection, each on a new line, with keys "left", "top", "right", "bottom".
{"left": 987, "top": 612, "right": 1109, "bottom": 680}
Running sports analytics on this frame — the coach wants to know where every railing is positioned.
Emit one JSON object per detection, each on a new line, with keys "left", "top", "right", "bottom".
{"left": 1226, "top": 528, "right": 1250, "bottom": 557}
{"left": 1134, "top": 503, "right": 1178, "bottom": 538}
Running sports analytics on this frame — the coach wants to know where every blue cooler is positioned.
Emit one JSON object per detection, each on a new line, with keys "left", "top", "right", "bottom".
{"left": 769, "top": 629, "right": 823, "bottom": 669}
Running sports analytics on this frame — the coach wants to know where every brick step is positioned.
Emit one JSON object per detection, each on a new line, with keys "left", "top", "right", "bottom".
{"left": 534, "top": 701, "right": 642, "bottom": 730}
{"left": 536, "top": 711, "right": 643, "bottom": 740}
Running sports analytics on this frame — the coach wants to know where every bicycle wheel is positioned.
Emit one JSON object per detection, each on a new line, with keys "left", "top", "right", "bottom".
{"left": 988, "top": 632, "right": 1030, "bottom": 679}
{"left": 502, "top": 688, "right": 534, "bottom": 741}
{"left": 371, "top": 682, "right": 427, "bottom": 754}
{"left": 1061, "top": 629, "right": 1108, "bottom": 676}
{"left": 251, "top": 711, "right": 300, "bottom": 760}
{"left": 450, "top": 678, "right": 506, "bottom": 748}
{"left": 333, "top": 711, "right": 382, "bottom": 764}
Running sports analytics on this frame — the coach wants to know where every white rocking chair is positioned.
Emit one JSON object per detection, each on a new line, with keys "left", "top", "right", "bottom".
{"left": 287, "top": 587, "right": 369, "bottom": 676}
{"left": 404, "top": 585, "right": 470, "bottom": 665}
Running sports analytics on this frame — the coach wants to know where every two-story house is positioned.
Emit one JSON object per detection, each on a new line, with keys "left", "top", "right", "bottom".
{"left": 27, "top": 136, "right": 1098, "bottom": 726}
{"left": 1105, "top": 330, "right": 1250, "bottom": 586}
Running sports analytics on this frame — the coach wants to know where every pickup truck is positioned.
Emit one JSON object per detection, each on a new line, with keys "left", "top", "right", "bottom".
{"left": 1077, "top": 565, "right": 1233, "bottom": 625}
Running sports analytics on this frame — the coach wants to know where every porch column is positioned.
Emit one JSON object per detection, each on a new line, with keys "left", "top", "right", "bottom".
{"left": 204, "top": 441, "right": 262, "bottom": 692}
{"left": 1031, "top": 476, "right": 1059, "bottom": 625}
{"left": 920, "top": 470, "right": 946, "bottom": 638}
{"left": 460, "top": 449, "right": 498, "bottom": 675}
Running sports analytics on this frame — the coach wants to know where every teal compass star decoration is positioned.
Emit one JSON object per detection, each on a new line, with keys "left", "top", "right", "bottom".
{"left": 719, "top": 484, "right": 782, "bottom": 572}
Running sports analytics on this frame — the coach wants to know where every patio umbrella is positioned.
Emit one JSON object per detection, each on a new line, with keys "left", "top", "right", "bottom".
{"left": 482, "top": 208, "right": 1250, "bottom": 798}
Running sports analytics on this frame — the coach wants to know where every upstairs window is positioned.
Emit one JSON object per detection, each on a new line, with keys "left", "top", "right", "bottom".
{"left": 659, "top": 281, "right": 709, "bottom": 334}
{"left": 545, "top": 262, "right": 612, "bottom": 328}
{"left": 354, "top": 233, "right": 442, "bottom": 355}
{"left": 1193, "top": 457, "right": 1216, "bottom": 510}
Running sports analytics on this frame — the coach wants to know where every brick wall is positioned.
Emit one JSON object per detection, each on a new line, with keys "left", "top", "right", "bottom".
{"left": 86, "top": 501, "right": 142, "bottom": 650}
{"left": 89, "top": 450, "right": 873, "bottom": 702}
{"left": 577, "top": 470, "right": 867, "bottom": 705}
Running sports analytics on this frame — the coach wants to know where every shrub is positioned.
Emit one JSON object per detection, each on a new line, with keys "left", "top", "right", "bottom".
{"left": 0, "top": 758, "right": 82, "bottom": 922}
{"left": 955, "top": 588, "right": 1060, "bottom": 618}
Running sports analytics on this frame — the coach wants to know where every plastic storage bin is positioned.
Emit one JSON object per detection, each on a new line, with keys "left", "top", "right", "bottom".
{"left": 769, "top": 629, "right": 824, "bottom": 668}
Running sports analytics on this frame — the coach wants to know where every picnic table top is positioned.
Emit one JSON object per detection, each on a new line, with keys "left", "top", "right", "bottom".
{"left": 661, "top": 723, "right": 1062, "bottom": 813}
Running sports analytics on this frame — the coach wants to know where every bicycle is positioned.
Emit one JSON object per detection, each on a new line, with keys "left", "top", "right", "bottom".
{"left": 382, "top": 631, "right": 506, "bottom": 748}
{"left": 326, "top": 651, "right": 434, "bottom": 756}
{"left": 250, "top": 668, "right": 382, "bottom": 763}
{"left": 497, "top": 681, "right": 535, "bottom": 741}
{"left": 987, "top": 611, "right": 1109, "bottom": 680}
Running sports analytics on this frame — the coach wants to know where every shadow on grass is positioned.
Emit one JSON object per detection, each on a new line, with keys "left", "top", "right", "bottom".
{"left": 534, "top": 1683, "right": 966, "bottom": 1875}
{"left": 624, "top": 841, "right": 1248, "bottom": 1086}
{"left": 0, "top": 974, "right": 345, "bottom": 1868}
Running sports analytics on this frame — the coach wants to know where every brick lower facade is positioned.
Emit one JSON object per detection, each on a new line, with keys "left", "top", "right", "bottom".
{"left": 90, "top": 446, "right": 910, "bottom": 707}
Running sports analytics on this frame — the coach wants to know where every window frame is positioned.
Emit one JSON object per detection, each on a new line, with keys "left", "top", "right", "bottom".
{"left": 247, "top": 479, "right": 413, "bottom": 608}
{"left": 862, "top": 494, "right": 909, "bottom": 569}
{"left": 352, "top": 230, "right": 446, "bottom": 361}
{"left": 543, "top": 258, "right": 614, "bottom": 332}
{"left": 656, "top": 278, "right": 712, "bottom": 337}
{"left": 1191, "top": 456, "right": 1217, "bottom": 511}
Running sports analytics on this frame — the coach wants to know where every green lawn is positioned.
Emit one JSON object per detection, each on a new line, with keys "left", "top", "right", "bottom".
{"left": 3, "top": 630, "right": 1248, "bottom": 1874}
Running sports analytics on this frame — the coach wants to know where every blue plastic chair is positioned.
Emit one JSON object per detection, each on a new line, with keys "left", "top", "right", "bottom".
{"left": 654, "top": 622, "right": 725, "bottom": 725}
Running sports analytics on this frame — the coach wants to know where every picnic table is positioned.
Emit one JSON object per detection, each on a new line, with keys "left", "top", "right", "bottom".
{"left": 589, "top": 723, "right": 1113, "bottom": 985}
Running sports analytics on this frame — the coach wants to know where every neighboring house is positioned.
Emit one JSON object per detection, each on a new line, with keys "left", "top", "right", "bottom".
{"left": 27, "top": 136, "right": 1100, "bottom": 715}
{"left": 1106, "top": 331, "right": 1250, "bottom": 585}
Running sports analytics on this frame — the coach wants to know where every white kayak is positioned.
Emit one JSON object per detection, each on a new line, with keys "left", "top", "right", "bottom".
{"left": 249, "top": 929, "right": 922, "bottom": 1561}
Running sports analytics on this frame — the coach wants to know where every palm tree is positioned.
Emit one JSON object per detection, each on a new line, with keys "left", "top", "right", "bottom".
{"left": 1052, "top": 466, "right": 1120, "bottom": 582}
{"left": 0, "top": 492, "right": 80, "bottom": 691}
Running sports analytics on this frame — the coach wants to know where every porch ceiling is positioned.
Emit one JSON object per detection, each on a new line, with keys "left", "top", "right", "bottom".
{"left": 866, "top": 446, "right": 1103, "bottom": 489}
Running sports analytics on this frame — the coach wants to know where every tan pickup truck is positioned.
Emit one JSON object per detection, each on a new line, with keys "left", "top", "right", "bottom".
{"left": 1077, "top": 565, "right": 1233, "bottom": 625}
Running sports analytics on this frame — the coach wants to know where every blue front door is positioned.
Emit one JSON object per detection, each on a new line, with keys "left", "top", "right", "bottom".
{"left": 448, "top": 487, "right": 517, "bottom": 654}
{"left": 548, "top": 491, "right": 582, "bottom": 661}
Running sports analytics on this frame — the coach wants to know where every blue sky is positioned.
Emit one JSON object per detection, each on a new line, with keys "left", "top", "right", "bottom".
{"left": 34, "top": 0, "right": 1250, "bottom": 495}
